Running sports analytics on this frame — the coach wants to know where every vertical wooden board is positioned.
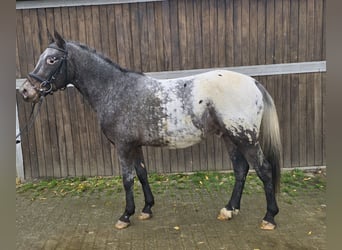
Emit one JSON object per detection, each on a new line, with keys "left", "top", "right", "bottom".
{"left": 177, "top": 0, "right": 187, "bottom": 69}
{"left": 321, "top": 73, "right": 326, "bottom": 165}
{"left": 161, "top": 0, "right": 172, "bottom": 71}
{"left": 209, "top": 0, "right": 218, "bottom": 67}
{"left": 321, "top": 0, "right": 326, "bottom": 60}
{"left": 241, "top": 0, "right": 250, "bottom": 65}
{"left": 225, "top": 0, "right": 234, "bottom": 66}
{"left": 306, "top": 0, "right": 315, "bottom": 61}
{"left": 183, "top": 147, "right": 193, "bottom": 172}
{"left": 146, "top": 147, "right": 157, "bottom": 173}
{"left": 16, "top": 10, "right": 28, "bottom": 76}
{"left": 257, "top": 0, "right": 266, "bottom": 64}
{"left": 139, "top": 3, "right": 150, "bottom": 72}
{"left": 61, "top": 8, "right": 71, "bottom": 38}
{"left": 154, "top": 2, "right": 164, "bottom": 71}
{"left": 274, "top": 0, "right": 283, "bottom": 64}
{"left": 306, "top": 73, "right": 315, "bottom": 166}
{"left": 280, "top": 75, "right": 290, "bottom": 168}
{"left": 107, "top": 5, "right": 118, "bottom": 62}
{"left": 170, "top": 0, "right": 180, "bottom": 70}
{"left": 314, "top": 0, "right": 324, "bottom": 60}
{"left": 221, "top": 139, "right": 232, "bottom": 171}
{"left": 169, "top": 149, "right": 179, "bottom": 173}
{"left": 208, "top": 137, "right": 215, "bottom": 171}
{"left": 297, "top": 0, "right": 307, "bottom": 166}
{"left": 201, "top": 0, "right": 210, "bottom": 68}
{"left": 282, "top": 0, "right": 291, "bottom": 63}
{"left": 22, "top": 9, "right": 36, "bottom": 72}
{"left": 28, "top": 9, "right": 42, "bottom": 63}
{"left": 213, "top": 136, "right": 223, "bottom": 171}
{"left": 185, "top": 0, "right": 195, "bottom": 69}
{"left": 232, "top": 0, "right": 241, "bottom": 65}
{"left": 147, "top": 2, "right": 157, "bottom": 71}
{"left": 193, "top": 0, "right": 203, "bottom": 69}
{"left": 99, "top": 5, "right": 110, "bottom": 56}
{"left": 249, "top": 0, "right": 258, "bottom": 65}
{"left": 190, "top": 144, "right": 201, "bottom": 172}
{"left": 298, "top": 74, "right": 307, "bottom": 166}
{"left": 199, "top": 139, "right": 208, "bottom": 171}
{"left": 289, "top": 0, "right": 299, "bottom": 62}
{"left": 290, "top": 74, "right": 300, "bottom": 167}
{"left": 68, "top": 7, "right": 79, "bottom": 41}
{"left": 176, "top": 149, "right": 186, "bottom": 173}
{"left": 76, "top": 6, "right": 87, "bottom": 43}
{"left": 130, "top": 3, "right": 142, "bottom": 71}
{"left": 122, "top": 4, "right": 134, "bottom": 69}
{"left": 216, "top": 0, "right": 226, "bottom": 67}
{"left": 161, "top": 148, "right": 171, "bottom": 173}
{"left": 265, "top": 0, "right": 274, "bottom": 64}
{"left": 16, "top": 36, "right": 21, "bottom": 78}
{"left": 314, "top": 73, "right": 323, "bottom": 165}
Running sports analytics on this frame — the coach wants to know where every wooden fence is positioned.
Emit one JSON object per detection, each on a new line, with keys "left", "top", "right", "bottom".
{"left": 16, "top": 0, "right": 326, "bottom": 179}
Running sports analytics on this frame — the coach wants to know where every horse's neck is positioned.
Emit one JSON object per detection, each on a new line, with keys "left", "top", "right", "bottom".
{"left": 70, "top": 48, "right": 127, "bottom": 111}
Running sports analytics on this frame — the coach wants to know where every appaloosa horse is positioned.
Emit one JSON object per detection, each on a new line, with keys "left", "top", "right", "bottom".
{"left": 19, "top": 31, "right": 282, "bottom": 230}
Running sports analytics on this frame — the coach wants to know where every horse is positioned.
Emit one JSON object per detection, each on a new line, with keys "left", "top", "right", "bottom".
{"left": 18, "top": 31, "right": 282, "bottom": 230}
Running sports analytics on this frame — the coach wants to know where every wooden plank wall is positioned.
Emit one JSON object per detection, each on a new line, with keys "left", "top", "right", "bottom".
{"left": 16, "top": 0, "right": 326, "bottom": 179}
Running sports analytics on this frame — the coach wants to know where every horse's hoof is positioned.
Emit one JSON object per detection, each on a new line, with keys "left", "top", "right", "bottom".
{"left": 138, "top": 212, "right": 152, "bottom": 220}
{"left": 115, "top": 220, "right": 130, "bottom": 229}
{"left": 217, "top": 207, "right": 233, "bottom": 221}
{"left": 260, "top": 220, "right": 276, "bottom": 230}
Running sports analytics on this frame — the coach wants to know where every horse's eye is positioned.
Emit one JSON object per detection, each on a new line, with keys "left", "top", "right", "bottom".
{"left": 47, "top": 57, "right": 58, "bottom": 65}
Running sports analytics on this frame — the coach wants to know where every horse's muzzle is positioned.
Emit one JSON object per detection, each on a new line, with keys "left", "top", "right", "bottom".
{"left": 18, "top": 79, "right": 40, "bottom": 103}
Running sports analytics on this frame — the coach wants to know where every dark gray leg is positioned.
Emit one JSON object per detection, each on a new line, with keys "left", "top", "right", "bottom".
{"left": 115, "top": 145, "right": 136, "bottom": 229}
{"left": 218, "top": 135, "right": 249, "bottom": 220}
{"left": 133, "top": 147, "right": 154, "bottom": 220}
{"left": 115, "top": 145, "right": 154, "bottom": 229}
{"left": 240, "top": 143, "right": 279, "bottom": 230}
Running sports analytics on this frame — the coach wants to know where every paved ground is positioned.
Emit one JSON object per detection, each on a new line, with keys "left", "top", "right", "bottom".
{"left": 16, "top": 181, "right": 326, "bottom": 250}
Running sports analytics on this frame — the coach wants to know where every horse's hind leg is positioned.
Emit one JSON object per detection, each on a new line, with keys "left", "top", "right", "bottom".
{"left": 239, "top": 143, "right": 279, "bottom": 230}
{"left": 218, "top": 135, "right": 249, "bottom": 221}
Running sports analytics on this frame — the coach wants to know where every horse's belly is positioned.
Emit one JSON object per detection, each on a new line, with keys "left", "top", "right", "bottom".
{"left": 162, "top": 117, "right": 203, "bottom": 149}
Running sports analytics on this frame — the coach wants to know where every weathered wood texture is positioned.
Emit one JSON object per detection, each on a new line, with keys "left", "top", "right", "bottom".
{"left": 16, "top": 0, "right": 326, "bottom": 179}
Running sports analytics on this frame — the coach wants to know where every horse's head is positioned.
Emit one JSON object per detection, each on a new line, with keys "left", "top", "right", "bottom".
{"left": 19, "top": 31, "right": 69, "bottom": 103}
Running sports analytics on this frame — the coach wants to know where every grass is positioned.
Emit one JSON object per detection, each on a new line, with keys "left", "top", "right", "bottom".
{"left": 16, "top": 169, "right": 326, "bottom": 200}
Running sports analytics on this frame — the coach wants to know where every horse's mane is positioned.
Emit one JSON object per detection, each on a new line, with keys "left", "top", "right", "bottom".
{"left": 70, "top": 41, "right": 144, "bottom": 75}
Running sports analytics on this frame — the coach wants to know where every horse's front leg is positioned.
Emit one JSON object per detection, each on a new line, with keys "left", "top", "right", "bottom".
{"left": 115, "top": 145, "right": 154, "bottom": 229}
{"left": 115, "top": 145, "right": 137, "bottom": 229}
{"left": 133, "top": 147, "right": 154, "bottom": 220}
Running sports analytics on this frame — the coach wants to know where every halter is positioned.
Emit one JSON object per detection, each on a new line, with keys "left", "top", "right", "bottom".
{"left": 28, "top": 46, "right": 68, "bottom": 96}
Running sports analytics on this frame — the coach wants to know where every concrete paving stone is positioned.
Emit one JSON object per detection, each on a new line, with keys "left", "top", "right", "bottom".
{"left": 17, "top": 184, "right": 326, "bottom": 250}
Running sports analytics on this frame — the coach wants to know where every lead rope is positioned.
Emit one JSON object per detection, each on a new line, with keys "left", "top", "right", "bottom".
{"left": 16, "top": 96, "right": 44, "bottom": 144}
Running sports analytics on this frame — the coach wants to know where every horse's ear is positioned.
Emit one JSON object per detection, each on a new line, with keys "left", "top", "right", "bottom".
{"left": 47, "top": 29, "right": 54, "bottom": 44}
{"left": 54, "top": 30, "right": 66, "bottom": 50}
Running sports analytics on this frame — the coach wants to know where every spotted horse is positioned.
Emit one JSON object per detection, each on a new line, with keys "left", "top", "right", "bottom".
{"left": 19, "top": 31, "right": 282, "bottom": 230}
